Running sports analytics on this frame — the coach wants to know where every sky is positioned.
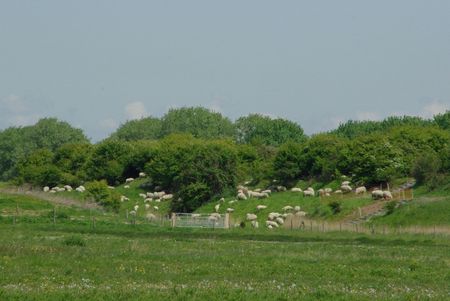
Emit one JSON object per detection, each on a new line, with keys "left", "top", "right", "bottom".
{"left": 1, "top": 1, "right": 449, "bottom": 141}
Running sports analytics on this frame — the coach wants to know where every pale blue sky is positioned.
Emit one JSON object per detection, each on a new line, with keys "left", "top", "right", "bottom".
{"left": 1, "top": 1, "right": 449, "bottom": 141}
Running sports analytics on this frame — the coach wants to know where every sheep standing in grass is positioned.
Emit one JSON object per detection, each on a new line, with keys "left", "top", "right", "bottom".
{"left": 237, "top": 192, "right": 247, "bottom": 200}
{"left": 214, "top": 204, "right": 220, "bottom": 213}
{"left": 139, "top": 172, "right": 146, "bottom": 177}
{"left": 256, "top": 205, "right": 267, "bottom": 211}
{"left": 355, "top": 186, "right": 366, "bottom": 195}
{"left": 282, "top": 206, "right": 293, "bottom": 212}
{"left": 246, "top": 213, "right": 258, "bottom": 221}
{"left": 162, "top": 194, "right": 173, "bottom": 200}
{"left": 139, "top": 193, "right": 147, "bottom": 198}
{"left": 340, "top": 185, "right": 352, "bottom": 193}
{"left": 43, "top": 186, "right": 50, "bottom": 192}
{"left": 266, "top": 220, "right": 279, "bottom": 228}
{"left": 153, "top": 206, "right": 159, "bottom": 211}
{"left": 383, "top": 191, "right": 393, "bottom": 200}
{"left": 371, "top": 190, "right": 384, "bottom": 200}
{"left": 226, "top": 208, "right": 234, "bottom": 213}
{"left": 251, "top": 221, "right": 259, "bottom": 228}
{"left": 303, "top": 190, "right": 314, "bottom": 197}
{"left": 124, "top": 185, "right": 130, "bottom": 189}
{"left": 125, "top": 178, "right": 134, "bottom": 183}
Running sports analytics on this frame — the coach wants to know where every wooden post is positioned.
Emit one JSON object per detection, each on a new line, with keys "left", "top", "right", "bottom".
{"left": 339, "top": 223, "right": 342, "bottom": 232}
{"left": 171, "top": 213, "right": 176, "bottom": 228}
{"left": 224, "top": 213, "right": 230, "bottom": 229}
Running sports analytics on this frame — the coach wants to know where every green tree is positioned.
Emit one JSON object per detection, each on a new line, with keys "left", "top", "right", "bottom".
{"left": 273, "top": 142, "right": 303, "bottom": 186}
{"left": 110, "top": 117, "right": 162, "bottom": 141}
{"left": 85, "top": 180, "right": 121, "bottom": 212}
{"left": 434, "top": 110, "right": 450, "bottom": 130}
{"left": 16, "top": 148, "right": 63, "bottom": 187}
{"left": 160, "top": 107, "right": 235, "bottom": 139}
{"left": 235, "top": 114, "right": 306, "bottom": 146}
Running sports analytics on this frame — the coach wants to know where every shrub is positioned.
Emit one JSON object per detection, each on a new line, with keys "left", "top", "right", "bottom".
{"left": 85, "top": 180, "right": 121, "bottom": 212}
{"left": 384, "top": 201, "right": 397, "bottom": 215}
{"left": 172, "top": 182, "right": 212, "bottom": 213}
{"left": 63, "top": 235, "right": 86, "bottom": 247}
{"left": 328, "top": 201, "right": 342, "bottom": 215}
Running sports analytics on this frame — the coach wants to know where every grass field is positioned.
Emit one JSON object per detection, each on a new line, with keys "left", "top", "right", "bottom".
{"left": 1, "top": 184, "right": 450, "bottom": 300}
{"left": 1, "top": 223, "right": 449, "bottom": 300}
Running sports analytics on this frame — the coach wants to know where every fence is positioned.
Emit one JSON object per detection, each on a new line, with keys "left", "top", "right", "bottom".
{"left": 171, "top": 213, "right": 230, "bottom": 229}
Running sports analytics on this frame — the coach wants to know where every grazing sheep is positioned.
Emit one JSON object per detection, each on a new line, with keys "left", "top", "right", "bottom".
{"left": 342, "top": 181, "right": 351, "bottom": 186}
{"left": 268, "top": 212, "right": 281, "bottom": 220}
{"left": 294, "top": 206, "right": 301, "bottom": 212}
{"left": 383, "top": 191, "right": 393, "bottom": 200}
{"left": 371, "top": 190, "right": 384, "bottom": 200}
{"left": 291, "top": 187, "right": 302, "bottom": 192}
{"left": 154, "top": 199, "right": 161, "bottom": 203}
{"left": 251, "top": 221, "right": 259, "bottom": 228}
{"left": 275, "top": 217, "right": 284, "bottom": 225}
{"left": 226, "top": 208, "right": 234, "bottom": 213}
{"left": 146, "top": 192, "right": 154, "bottom": 198}
{"left": 139, "top": 172, "right": 146, "bottom": 177}
{"left": 246, "top": 213, "right": 258, "bottom": 221}
{"left": 139, "top": 193, "right": 147, "bottom": 198}
{"left": 219, "top": 197, "right": 225, "bottom": 203}
{"left": 303, "top": 190, "right": 314, "bottom": 197}
{"left": 64, "top": 185, "right": 73, "bottom": 191}
{"left": 120, "top": 196, "right": 129, "bottom": 202}
{"left": 277, "top": 186, "right": 287, "bottom": 192}
{"left": 266, "top": 220, "right": 279, "bottom": 228}
{"left": 296, "top": 211, "right": 307, "bottom": 217}
{"left": 162, "top": 194, "right": 173, "bottom": 200}
{"left": 145, "top": 204, "right": 150, "bottom": 210}
{"left": 262, "top": 189, "right": 271, "bottom": 194}
{"left": 334, "top": 190, "right": 343, "bottom": 194}
{"left": 144, "top": 198, "right": 153, "bottom": 203}
{"left": 237, "top": 192, "right": 247, "bottom": 200}
{"left": 50, "top": 190, "right": 56, "bottom": 194}
{"left": 282, "top": 206, "right": 293, "bottom": 212}
{"left": 153, "top": 206, "right": 159, "bottom": 211}
{"left": 129, "top": 210, "right": 136, "bottom": 216}
{"left": 214, "top": 204, "right": 220, "bottom": 213}
{"left": 256, "top": 205, "right": 267, "bottom": 210}
{"left": 229, "top": 200, "right": 237, "bottom": 204}
{"left": 43, "top": 186, "right": 50, "bottom": 192}
{"left": 355, "top": 186, "right": 367, "bottom": 195}
{"left": 324, "top": 188, "right": 333, "bottom": 194}
{"left": 146, "top": 213, "right": 156, "bottom": 221}
{"left": 340, "top": 185, "right": 352, "bottom": 193}
{"left": 124, "top": 185, "right": 130, "bottom": 189}
{"left": 318, "top": 189, "right": 325, "bottom": 197}
{"left": 134, "top": 205, "right": 139, "bottom": 211}
{"left": 249, "top": 191, "right": 269, "bottom": 199}
{"left": 268, "top": 225, "right": 273, "bottom": 229}
{"left": 125, "top": 178, "right": 134, "bottom": 183}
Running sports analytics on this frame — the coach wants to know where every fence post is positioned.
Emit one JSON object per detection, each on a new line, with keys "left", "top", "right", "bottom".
{"left": 171, "top": 213, "right": 176, "bottom": 228}
{"left": 339, "top": 223, "right": 342, "bottom": 232}
{"left": 224, "top": 213, "right": 230, "bottom": 229}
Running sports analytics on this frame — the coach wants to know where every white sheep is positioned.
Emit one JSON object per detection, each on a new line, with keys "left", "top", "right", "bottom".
{"left": 294, "top": 206, "right": 301, "bottom": 212}
{"left": 334, "top": 190, "right": 343, "bottom": 194}
{"left": 246, "top": 213, "right": 258, "bottom": 221}
{"left": 251, "top": 220, "right": 259, "bottom": 228}
{"left": 145, "top": 204, "right": 150, "bottom": 210}
{"left": 146, "top": 213, "right": 156, "bottom": 221}
{"left": 262, "top": 189, "right": 271, "bottom": 194}
{"left": 277, "top": 185, "right": 287, "bottom": 192}
{"left": 371, "top": 190, "right": 384, "bottom": 200}
{"left": 303, "top": 190, "right": 314, "bottom": 197}
{"left": 124, "top": 185, "right": 130, "bottom": 189}
{"left": 282, "top": 206, "right": 293, "bottom": 212}
{"left": 214, "top": 204, "right": 220, "bottom": 213}
{"left": 256, "top": 205, "right": 267, "bottom": 210}
{"left": 340, "top": 185, "right": 352, "bottom": 193}
{"left": 229, "top": 200, "right": 237, "bottom": 204}
{"left": 342, "top": 181, "right": 351, "bottom": 186}
{"left": 237, "top": 192, "right": 247, "bottom": 200}
{"left": 129, "top": 210, "right": 136, "bottom": 216}
{"left": 296, "top": 211, "right": 307, "bottom": 217}
{"left": 275, "top": 217, "right": 284, "bottom": 225}
{"left": 139, "top": 193, "right": 147, "bottom": 198}
{"left": 153, "top": 206, "right": 159, "bottom": 211}
{"left": 266, "top": 220, "right": 279, "bottom": 228}
{"left": 134, "top": 205, "right": 139, "bottom": 211}
{"left": 318, "top": 189, "right": 325, "bottom": 197}
{"left": 324, "top": 188, "right": 333, "bottom": 194}
{"left": 162, "top": 194, "right": 173, "bottom": 200}
{"left": 268, "top": 212, "right": 281, "bottom": 220}
{"left": 144, "top": 198, "right": 153, "bottom": 203}
{"left": 125, "top": 178, "right": 134, "bottom": 183}
{"left": 219, "top": 197, "right": 225, "bottom": 203}
{"left": 146, "top": 192, "right": 154, "bottom": 198}
{"left": 43, "top": 186, "right": 50, "bottom": 192}
{"left": 108, "top": 186, "right": 115, "bottom": 189}
{"left": 291, "top": 187, "right": 302, "bottom": 192}
{"left": 120, "top": 195, "right": 129, "bottom": 202}
{"left": 139, "top": 172, "right": 146, "bottom": 177}
{"left": 383, "top": 191, "right": 393, "bottom": 200}
{"left": 64, "top": 185, "right": 73, "bottom": 191}
{"left": 355, "top": 186, "right": 367, "bottom": 195}
{"left": 226, "top": 208, "right": 234, "bottom": 213}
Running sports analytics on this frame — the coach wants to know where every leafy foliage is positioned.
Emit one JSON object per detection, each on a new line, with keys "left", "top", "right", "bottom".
{"left": 273, "top": 142, "right": 303, "bottom": 186}
{"left": 85, "top": 180, "right": 121, "bottom": 212}
{"left": 110, "top": 117, "right": 162, "bottom": 141}
{"left": 160, "top": 107, "right": 235, "bottom": 139}
{"left": 235, "top": 114, "right": 306, "bottom": 146}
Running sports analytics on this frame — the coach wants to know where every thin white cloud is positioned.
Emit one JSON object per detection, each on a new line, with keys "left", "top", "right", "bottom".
{"left": 355, "top": 111, "right": 381, "bottom": 121}
{"left": 125, "top": 101, "right": 147, "bottom": 120}
{"left": 422, "top": 100, "right": 448, "bottom": 118}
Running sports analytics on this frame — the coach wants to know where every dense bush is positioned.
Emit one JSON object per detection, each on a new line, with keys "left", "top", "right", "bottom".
{"left": 85, "top": 180, "right": 121, "bottom": 212}
{"left": 273, "top": 142, "right": 303, "bottom": 186}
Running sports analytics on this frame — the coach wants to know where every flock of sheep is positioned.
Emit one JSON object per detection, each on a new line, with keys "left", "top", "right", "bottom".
{"left": 207, "top": 179, "right": 395, "bottom": 229}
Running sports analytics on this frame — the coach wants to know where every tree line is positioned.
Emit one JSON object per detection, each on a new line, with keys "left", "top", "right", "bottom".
{"left": 0, "top": 107, "right": 449, "bottom": 212}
